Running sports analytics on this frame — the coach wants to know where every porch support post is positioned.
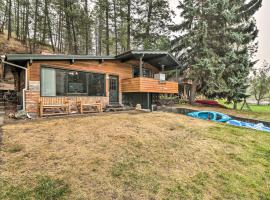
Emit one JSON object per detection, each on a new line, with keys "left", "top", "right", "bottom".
{"left": 139, "top": 54, "right": 144, "bottom": 77}
{"left": 161, "top": 65, "right": 165, "bottom": 73}
{"left": 147, "top": 92, "right": 150, "bottom": 110}
{"left": 175, "top": 67, "right": 178, "bottom": 81}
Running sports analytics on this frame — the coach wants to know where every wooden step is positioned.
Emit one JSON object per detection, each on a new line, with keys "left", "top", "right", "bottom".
{"left": 107, "top": 104, "right": 123, "bottom": 108}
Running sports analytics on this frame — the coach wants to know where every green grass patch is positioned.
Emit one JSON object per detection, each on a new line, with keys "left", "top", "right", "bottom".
{"left": 7, "top": 144, "right": 24, "bottom": 153}
{"left": 218, "top": 99, "right": 270, "bottom": 113}
{"left": 0, "top": 176, "right": 70, "bottom": 200}
{"left": 34, "top": 176, "right": 70, "bottom": 200}
{"left": 165, "top": 172, "right": 209, "bottom": 200}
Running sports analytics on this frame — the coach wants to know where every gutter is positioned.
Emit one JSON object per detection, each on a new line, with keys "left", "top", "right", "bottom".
{"left": 0, "top": 55, "right": 28, "bottom": 111}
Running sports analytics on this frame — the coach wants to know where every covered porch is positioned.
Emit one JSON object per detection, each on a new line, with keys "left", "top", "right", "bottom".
{"left": 117, "top": 50, "right": 180, "bottom": 109}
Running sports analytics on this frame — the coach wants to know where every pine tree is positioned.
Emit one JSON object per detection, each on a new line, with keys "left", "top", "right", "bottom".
{"left": 171, "top": 0, "right": 213, "bottom": 103}
{"left": 171, "top": 0, "right": 262, "bottom": 106}
{"left": 134, "top": 0, "right": 172, "bottom": 50}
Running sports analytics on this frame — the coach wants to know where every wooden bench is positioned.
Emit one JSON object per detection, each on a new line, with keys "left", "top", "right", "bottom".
{"left": 76, "top": 97, "right": 103, "bottom": 114}
{"left": 39, "top": 97, "right": 69, "bottom": 117}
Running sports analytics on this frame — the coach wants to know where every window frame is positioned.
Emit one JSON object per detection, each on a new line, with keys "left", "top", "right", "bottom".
{"left": 40, "top": 65, "right": 107, "bottom": 97}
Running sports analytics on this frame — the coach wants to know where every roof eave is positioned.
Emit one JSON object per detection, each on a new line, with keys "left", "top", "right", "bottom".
{"left": 5, "top": 54, "right": 116, "bottom": 61}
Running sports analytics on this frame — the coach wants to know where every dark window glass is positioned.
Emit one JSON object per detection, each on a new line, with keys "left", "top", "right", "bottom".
{"left": 41, "top": 67, "right": 106, "bottom": 97}
{"left": 88, "top": 73, "right": 105, "bottom": 96}
{"left": 67, "top": 71, "right": 87, "bottom": 95}
{"left": 56, "top": 69, "right": 67, "bottom": 96}
{"left": 133, "top": 66, "right": 152, "bottom": 78}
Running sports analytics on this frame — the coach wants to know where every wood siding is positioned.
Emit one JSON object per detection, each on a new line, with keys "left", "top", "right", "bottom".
{"left": 25, "top": 59, "right": 177, "bottom": 116}
{"left": 122, "top": 77, "right": 178, "bottom": 94}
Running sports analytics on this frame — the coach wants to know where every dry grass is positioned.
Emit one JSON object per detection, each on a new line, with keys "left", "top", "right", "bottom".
{"left": 0, "top": 31, "right": 28, "bottom": 54}
{"left": 1, "top": 111, "right": 270, "bottom": 199}
{"left": 0, "top": 31, "right": 53, "bottom": 54}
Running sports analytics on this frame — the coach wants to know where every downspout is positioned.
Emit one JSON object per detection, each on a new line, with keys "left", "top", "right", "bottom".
{"left": 0, "top": 56, "right": 28, "bottom": 111}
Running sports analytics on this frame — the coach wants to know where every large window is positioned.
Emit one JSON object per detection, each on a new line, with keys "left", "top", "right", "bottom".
{"left": 41, "top": 67, "right": 106, "bottom": 97}
{"left": 133, "top": 66, "right": 153, "bottom": 78}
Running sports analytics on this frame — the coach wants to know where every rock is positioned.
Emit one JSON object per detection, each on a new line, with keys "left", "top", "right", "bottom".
{"left": 8, "top": 112, "right": 15, "bottom": 118}
{"left": 14, "top": 110, "right": 31, "bottom": 120}
{"left": 135, "top": 104, "right": 142, "bottom": 110}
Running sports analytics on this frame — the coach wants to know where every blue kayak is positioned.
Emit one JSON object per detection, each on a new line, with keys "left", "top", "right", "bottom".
{"left": 227, "top": 120, "right": 270, "bottom": 133}
{"left": 187, "top": 111, "right": 232, "bottom": 122}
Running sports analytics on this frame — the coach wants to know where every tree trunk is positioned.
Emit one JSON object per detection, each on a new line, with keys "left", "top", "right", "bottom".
{"left": 84, "top": 0, "right": 89, "bottom": 55}
{"left": 98, "top": 11, "right": 102, "bottom": 56}
{"left": 44, "top": 0, "right": 55, "bottom": 52}
{"left": 105, "top": 0, "right": 110, "bottom": 55}
{"left": 0, "top": 0, "right": 8, "bottom": 34}
{"left": 71, "top": 18, "right": 78, "bottom": 54}
{"left": 64, "top": 0, "right": 73, "bottom": 53}
{"left": 15, "top": 0, "right": 20, "bottom": 39}
{"left": 127, "top": 0, "right": 131, "bottom": 50}
{"left": 32, "top": 0, "right": 39, "bottom": 52}
{"left": 21, "top": 2, "right": 25, "bottom": 41}
{"left": 41, "top": 15, "right": 47, "bottom": 44}
{"left": 113, "top": 0, "right": 118, "bottom": 55}
{"left": 57, "top": 9, "right": 63, "bottom": 53}
{"left": 144, "top": 0, "right": 153, "bottom": 49}
{"left": 23, "top": 0, "right": 29, "bottom": 45}
{"left": 189, "top": 83, "right": 197, "bottom": 104}
{"left": 257, "top": 99, "right": 261, "bottom": 106}
{"left": 7, "top": 0, "right": 12, "bottom": 40}
{"left": 233, "top": 100, "right": 238, "bottom": 110}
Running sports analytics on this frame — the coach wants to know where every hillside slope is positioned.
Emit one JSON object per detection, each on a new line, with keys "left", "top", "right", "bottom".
{"left": 0, "top": 32, "right": 54, "bottom": 55}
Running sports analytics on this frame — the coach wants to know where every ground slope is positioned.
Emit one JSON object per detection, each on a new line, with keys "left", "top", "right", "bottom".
{"left": 1, "top": 112, "right": 270, "bottom": 199}
{"left": 0, "top": 31, "right": 53, "bottom": 54}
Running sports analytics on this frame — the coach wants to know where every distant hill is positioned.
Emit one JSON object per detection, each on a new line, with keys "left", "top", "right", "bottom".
{"left": 0, "top": 31, "right": 54, "bottom": 55}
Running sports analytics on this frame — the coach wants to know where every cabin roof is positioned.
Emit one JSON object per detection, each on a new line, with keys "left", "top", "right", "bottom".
{"left": 116, "top": 50, "right": 181, "bottom": 70}
{"left": 5, "top": 50, "right": 180, "bottom": 70}
{"left": 5, "top": 54, "right": 115, "bottom": 61}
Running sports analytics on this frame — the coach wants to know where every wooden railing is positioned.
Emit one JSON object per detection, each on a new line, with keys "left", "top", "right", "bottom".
{"left": 122, "top": 77, "right": 178, "bottom": 94}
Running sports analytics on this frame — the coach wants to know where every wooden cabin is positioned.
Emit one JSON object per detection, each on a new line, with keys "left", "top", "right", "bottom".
{"left": 1, "top": 50, "right": 180, "bottom": 117}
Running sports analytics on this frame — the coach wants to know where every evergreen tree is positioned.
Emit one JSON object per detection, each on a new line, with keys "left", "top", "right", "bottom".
{"left": 134, "top": 0, "right": 172, "bottom": 50}
{"left": 171, "top": 0, "right": 262, "bottom": 106}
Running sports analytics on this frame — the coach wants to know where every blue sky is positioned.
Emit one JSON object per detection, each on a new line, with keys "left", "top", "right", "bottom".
{"left": 169, "top": 0, "right": 270, "bottom": 68}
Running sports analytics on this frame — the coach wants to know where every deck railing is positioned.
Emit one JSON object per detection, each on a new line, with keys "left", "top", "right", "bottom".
{"left": 122, "top": 77, "right": 178, "bottom": 94}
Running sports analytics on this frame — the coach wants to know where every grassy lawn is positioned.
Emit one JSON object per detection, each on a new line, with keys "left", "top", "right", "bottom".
{"left": 218, "top": 99, "right": 270, "bottom": 113}
{"left": 1, "top": 112, "right": 270, "bottom": 199}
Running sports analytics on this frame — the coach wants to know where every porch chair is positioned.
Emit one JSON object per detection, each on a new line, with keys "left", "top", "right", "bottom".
{"left": 39, "top": 97, "right": 69, "bottom": 117}
{"left": 76, "top": 97, "right": 103, "bottom": 114}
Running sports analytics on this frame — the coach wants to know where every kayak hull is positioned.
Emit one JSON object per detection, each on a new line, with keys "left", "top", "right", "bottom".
{"left": 187, "top": 111, "right": 232, "bottom": 122}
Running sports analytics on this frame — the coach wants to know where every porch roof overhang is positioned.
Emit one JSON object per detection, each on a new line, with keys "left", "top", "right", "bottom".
{"left": 116, "top": 50, "right": 181, "bottom": 71}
